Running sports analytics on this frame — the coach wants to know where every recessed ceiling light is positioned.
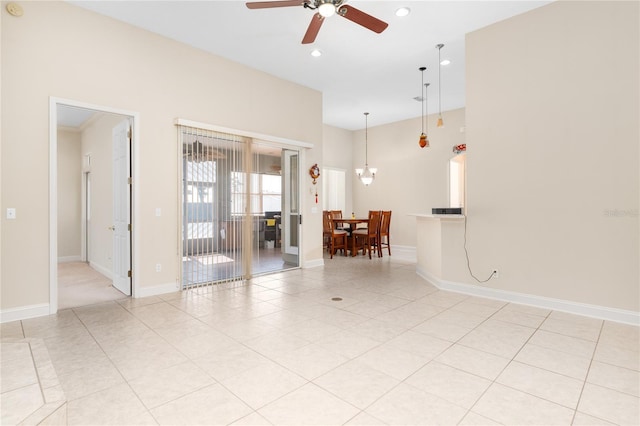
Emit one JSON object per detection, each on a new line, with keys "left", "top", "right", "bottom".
{"left": 440, "top": 59, "right": 451, "bottom": 66}
{"left": 395, "top": 7, "right": 410, "bottom": 17}
{"left": 310, "top": 49, "right": 322, "bottom": 57}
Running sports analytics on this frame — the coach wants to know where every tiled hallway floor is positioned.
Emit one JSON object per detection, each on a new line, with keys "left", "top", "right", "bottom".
{"left": 2, "top": 255, "right": 639, "bottom": 425}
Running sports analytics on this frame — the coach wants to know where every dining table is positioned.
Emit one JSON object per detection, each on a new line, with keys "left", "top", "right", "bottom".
{"left": 332, "top": 217, "right": 369, "bottom": 257}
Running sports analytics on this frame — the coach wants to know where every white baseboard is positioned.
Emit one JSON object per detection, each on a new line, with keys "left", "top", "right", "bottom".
{"left": 135, "top": 282, "right": 180, "bottom": 298}
{"left": 390, "top": 245, "right": 416, "bottom": 263}
{"left": 303, "top": 258, "right": 324, "bottom": 269}
{"left": 1, "top": 303, "right": 50, "bottom": 323}
{"left": 417, "top": 267, "right": 640, "bottom": 326}
{"left": 89, "top": 261, "right": 113, "bottom": 280}
{"left": 58, "top": 255, "right": 81, "bottom": 263}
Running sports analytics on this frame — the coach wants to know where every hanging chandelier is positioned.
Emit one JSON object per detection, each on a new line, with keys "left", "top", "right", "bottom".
{"left": 355, "top": 112, "right": 377, "bottom": 186}
{"left": 436, "top": 43, "right": 445, "bottom": 128}
{"left": 418, "top": 66, "right": 430, "bottom": 148}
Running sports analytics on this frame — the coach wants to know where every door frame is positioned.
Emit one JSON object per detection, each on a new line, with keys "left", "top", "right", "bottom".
{"left": 49, "top": 97, "right": 140, "bottom": 314}
{"left": 82, "top": 170, "right": 91, "bottom": 262}
{"left": 282, "top": 149, "right": 301, "bottom": 265}
{"left": 175, "top": 118, "right": 311, "bottom": 285}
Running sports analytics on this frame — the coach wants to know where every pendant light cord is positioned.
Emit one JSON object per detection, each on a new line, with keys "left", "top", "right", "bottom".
{"left": 438, "top": 49, "right": 442, "bottom": 116}
{"left": 424, "top": 83, "right": 429, "bottom": 131}
{"left": 364, "top": 112, "right": 369, "bottom": 166}
{"left": 421, "top": 72, "right": 425, "bottom": 133}
{"left": 437, "top": 44, "right": 444, "bottom": 120}
{"left": 419, "top": 67, "right": 426, "bottom": 133}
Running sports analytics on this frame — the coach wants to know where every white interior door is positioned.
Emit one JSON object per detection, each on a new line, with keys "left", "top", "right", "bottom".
{"left": 282, "top": 149, "right": 299, "bottom": 265}
{"left": 112, "top": 119, "right": 131, "bottom": 295}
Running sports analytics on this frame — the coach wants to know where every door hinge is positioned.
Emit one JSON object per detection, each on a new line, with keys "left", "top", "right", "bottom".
{"left": 128, "top": 224, "right": 131, "bottom": 231}
{"left": 128, "top": 177, "right": 133, "bottom": 185}
{"left": 127, "top": 270, "right": 132, "bottom": 278}
{"left": 127, "top": 127, "right": 132, "bottom": 140}
{"left": 299, "top": 215, "right": 302, "bottom": 225}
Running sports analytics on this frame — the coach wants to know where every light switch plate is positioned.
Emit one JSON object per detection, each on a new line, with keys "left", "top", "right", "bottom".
{"left": 6, "top": 208, "right": 16, "bottom": 219}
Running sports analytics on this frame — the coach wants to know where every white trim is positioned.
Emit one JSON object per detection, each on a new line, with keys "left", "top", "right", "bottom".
{"left": 50, "top": 97, "right": 140, "bottom": 311}
{"left": 417, "top": 267, "right": 640, "bottom": 326}
{"left": 1, "top": 304, "right": 50, "bottom": 323}
{"left": 89, "top": 261, "right": 113, "bottom": 280}
{"left": 303, "top": 258, "right": 325, "bottom": 269}
{"left": 389, "top": 245, "right": 416, "bottom": 263}
{"left": 175, "top": 118, "right": 314, "bottom": 150}
{"left": 58, "top": 256, "right": 82, "bottom": 263}
{"left": 136, "top": 282, "right": 180, "bottom": 298}
{"left": 49, "top": 99, "right": 59, "bottom": 315}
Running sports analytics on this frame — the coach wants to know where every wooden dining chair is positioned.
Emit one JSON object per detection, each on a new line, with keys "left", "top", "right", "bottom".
{"left": 378, "top": 210, "right": 392, "bottom": 257}
{"left": 323, "top": 210, "right": 347, "bottom": 258}
{"left": 322, "top": 210, "right": 331, "bottom": 252}
{"left": 353, "top": 210, "right": 382, "bottom": 259}
{"left": 329, "top": 210, "right": 345, "bottom": 231}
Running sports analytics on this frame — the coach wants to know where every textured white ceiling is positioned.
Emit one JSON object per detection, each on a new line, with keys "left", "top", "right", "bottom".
{"left": 69, "top": 0, "right": 552, "bottom": 130}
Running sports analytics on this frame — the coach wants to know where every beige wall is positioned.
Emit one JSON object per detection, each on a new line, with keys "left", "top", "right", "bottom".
{"left": 57, "top": 129, "right": 82, "bottom": 260}
{"left": 465, "top": 1, "right": 639, "bottom": 311}
{"left": 322, "top": 124, "right": 355, "bottom": 215}
{"left": 352, "top": 109, "right": 467, "bottom": 248}
{"left": 1, "top": 1, "right": 322, "bottom": 312}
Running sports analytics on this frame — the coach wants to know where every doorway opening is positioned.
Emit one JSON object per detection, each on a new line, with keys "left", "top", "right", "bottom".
{"left": 50, "top": 98, "right": 139, "bottom": 312}
{"left": 178, "top": 123, "right": 302, "bottom": 290}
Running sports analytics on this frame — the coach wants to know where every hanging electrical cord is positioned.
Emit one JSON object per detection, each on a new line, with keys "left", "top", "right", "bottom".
{"left": 463, "top": 215, "right": 496, "bottom": 283}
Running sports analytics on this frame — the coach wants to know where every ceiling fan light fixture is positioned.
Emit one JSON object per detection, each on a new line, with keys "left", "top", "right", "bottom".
{"left": 248, "top": 0, "right": 388, "bottom": 44}
{"left": 310, "top": 48, "right": 322, "bottom": 57}
{"left": 318, "top": 1, "right": 336, "bottom": 17}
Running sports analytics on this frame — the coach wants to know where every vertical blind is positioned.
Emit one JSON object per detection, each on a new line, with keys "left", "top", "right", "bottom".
{"left": 178, "top": 124, "right": 249, "bottom": 292}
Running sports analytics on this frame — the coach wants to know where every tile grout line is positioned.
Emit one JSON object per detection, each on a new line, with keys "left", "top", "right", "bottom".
{"left": 456, "top": 302, "right": 553, "bottom": 424}
{"left": 569, "top": 320, "right": 604, "bottom": 425}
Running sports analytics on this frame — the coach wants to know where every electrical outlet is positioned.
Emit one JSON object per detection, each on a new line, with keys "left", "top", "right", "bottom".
{"left": 156, "top": 263, "right": 162, "bottom": 272}
{"left": 492, "top": 269, "right": 499, "bottom": 279}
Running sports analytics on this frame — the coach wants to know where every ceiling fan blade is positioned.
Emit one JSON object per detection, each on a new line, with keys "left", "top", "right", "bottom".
{"left": 302, "top": 13, "right": 324, "bottom": 44}
{"left": 338, "top": 4, "right": 388, "bottom": 34}
{"left": 246, "top": 1, "right": 305, "bottom": 9}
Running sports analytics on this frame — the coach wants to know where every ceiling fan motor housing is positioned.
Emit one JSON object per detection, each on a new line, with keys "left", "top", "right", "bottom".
{"left": 247, "top": 0, "right": 388, "bottom": 44}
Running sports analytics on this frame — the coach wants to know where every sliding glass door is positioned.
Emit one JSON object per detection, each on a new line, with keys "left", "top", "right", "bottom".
{"left": 178, "top": 125, "right": 300, "bottom": 290}
{"left": 282, "top": 149, "right": 300, "bottom": 267}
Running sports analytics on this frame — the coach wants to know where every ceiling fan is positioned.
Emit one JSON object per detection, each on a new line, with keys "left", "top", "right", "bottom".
{"left": 246, "top": 0, "right": 388, "bottom": 44}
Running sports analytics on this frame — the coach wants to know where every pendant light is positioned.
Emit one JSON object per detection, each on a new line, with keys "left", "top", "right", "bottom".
{"left": 355, "top": 112, "right": 377, "bottom": 186}
{"left": 418, "top": 67, "right": 430, "bottom": 148}
{"left": 436, "top": 43, "right": 445, "bottom": 128}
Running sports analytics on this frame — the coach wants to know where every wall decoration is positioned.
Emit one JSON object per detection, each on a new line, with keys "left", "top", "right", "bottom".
{"left": 309, "top": 163, "right": 320, "bottom": 184}
{"left": 453, "top": 143, "right": 466, "bottom": 154}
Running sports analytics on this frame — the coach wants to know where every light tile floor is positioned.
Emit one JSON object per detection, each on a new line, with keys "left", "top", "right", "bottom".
{"left": 2, "top": 254, "right": 639, "bottom": 425}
